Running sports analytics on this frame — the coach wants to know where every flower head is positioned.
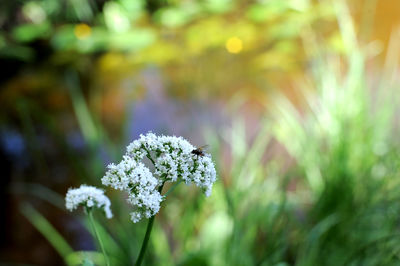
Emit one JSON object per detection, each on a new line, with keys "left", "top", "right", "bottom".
{"left": 102, "top": 156, "right": 163, "bottom": 223}
{"left": 102, "top": 132, "right": 217, "bottom": 223}
{"left": 65, "top": 185, "right": 113, "bottom": 219}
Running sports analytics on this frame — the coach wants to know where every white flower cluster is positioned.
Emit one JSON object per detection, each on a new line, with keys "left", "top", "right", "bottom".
{"left": 65, "top": 185, "right": 113, "bottom": 219}
{"left": 102, "top": 156, "right": 163, "bottom": 223}
{"left": 102, "top": 132, "right": 217, "bottom": 223}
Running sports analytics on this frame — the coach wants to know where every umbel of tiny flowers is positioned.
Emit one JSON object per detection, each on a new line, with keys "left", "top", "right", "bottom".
{"left": 65, "top": 185, "right": 112, "bottom": 266}
{"left": 65, "top": 185, "right": 113, "bottom": 219}
{"left": 102, "top": 132, "right": 217, "bottom": 223}
{"left": 102, "top": 132, "right": 217, "bottom": 266}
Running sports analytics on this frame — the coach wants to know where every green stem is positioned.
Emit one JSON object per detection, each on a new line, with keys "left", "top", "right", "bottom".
{"left": 88, "top": 209, "right": 110, "bottom": 266}
{"left": 135, "top": 183, "right": 165, "bottom": 266}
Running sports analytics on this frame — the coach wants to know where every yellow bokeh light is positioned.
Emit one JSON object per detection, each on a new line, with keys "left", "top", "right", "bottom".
{"left": 226, "top": 37, "right": 243, "bottom": 54}
{"left": 74, "top": 23, "right": 92, "bottom": 40}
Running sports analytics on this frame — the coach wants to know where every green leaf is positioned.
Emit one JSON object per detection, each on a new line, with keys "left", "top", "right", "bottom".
{"left": 154, "top": 7, "right": 191, "bottom": 28}
{"left": 12, "top": 22, "right": 51, "bottom": 43}
{"left": 51, "top": 25, "right": 76, "bottom": 50}
{"left": 104, "top": 2, "right": 131, "bottom": 33}
{"left": 66, "top": 251, "right": 105, "bottom": 266}
{"left": 108, "top": 29, "right": 156, "bottom": 51}
{"left": 0, "top": 45, "right": 35, "bottom": 61}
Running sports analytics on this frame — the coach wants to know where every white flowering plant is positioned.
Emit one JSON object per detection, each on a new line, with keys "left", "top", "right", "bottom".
{"left": 102, "top": 132, "right": 217, "bottom": 223}
{"left": 65, "top": 185, "right": 113, "bottom": 266}
{"left": 65, "top": 185, "right": 113, "bottom": 219}
{"left": 64, "top": 132, "right": 217, "bottom": 266}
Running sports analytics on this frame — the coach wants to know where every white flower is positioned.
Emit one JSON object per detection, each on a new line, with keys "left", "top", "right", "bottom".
{"left": 65, "top": 185, "right": 113, "bottom": 219}
{"left": 128, "top": 190, "right": 163, "bottom": 223}
{"left": 102, "top": 132, "right": 217, "bottom": 223}
{"left": 190, "top": 155, "right": 217, "bottom": 197}
{"left": 102, "top": 156, "right": 163, "bottom": 223}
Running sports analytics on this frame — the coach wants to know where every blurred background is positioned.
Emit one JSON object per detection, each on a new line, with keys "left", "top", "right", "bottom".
{"left": 1, "top": 0, "right": 400, "bottom": 265}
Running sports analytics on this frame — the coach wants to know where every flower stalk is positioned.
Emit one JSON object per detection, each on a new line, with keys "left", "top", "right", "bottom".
{"left": 99, "top": 132, "right": 217, "bottom": 264}
{"left": 135, "top": 183, "right": 165, "bottom": 266}
{"left": 87, "top": 208, "right": 110, "bottom": 266}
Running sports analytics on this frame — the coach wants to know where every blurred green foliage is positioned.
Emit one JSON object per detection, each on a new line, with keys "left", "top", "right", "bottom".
{"left": 0, "top": 0, "right": 342, "bottom": 124}
{"left": 0, "top": 0, "right": 335, "bottom": 63}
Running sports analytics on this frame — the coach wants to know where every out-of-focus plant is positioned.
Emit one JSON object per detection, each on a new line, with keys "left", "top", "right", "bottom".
{"left": 1, "top": 0, "right": 333, "bottom": 57}
{"left": 148, "top": 1, "right": 400, "bottom": 265}
{"left": 0, "top": 0, "right": 337, "bottom": 106}
{"left": 65, "top": 185, "right": 113, "bottom": 266}
{"left": 26, "top": 133, "right": 217, "bottom": 265}
{"left": 205, "top": 1, "right": 400, "bottom": 265}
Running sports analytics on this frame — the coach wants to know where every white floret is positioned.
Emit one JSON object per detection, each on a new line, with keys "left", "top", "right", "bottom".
{"left": 102, "top": 132, "right": 217, "bottom": 223}
{"left": 65, "top": 185, "right": 113, "bottom": 219}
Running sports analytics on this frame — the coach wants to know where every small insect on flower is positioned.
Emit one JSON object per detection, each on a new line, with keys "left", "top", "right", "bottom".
{"left": 191, "top": 145, "right": 209, "bottom": 157}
